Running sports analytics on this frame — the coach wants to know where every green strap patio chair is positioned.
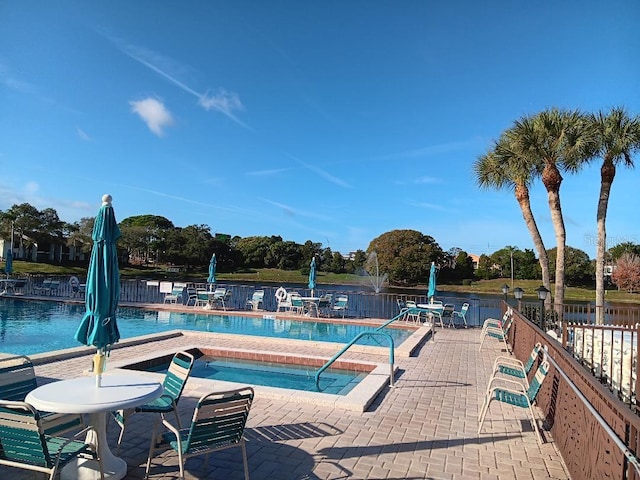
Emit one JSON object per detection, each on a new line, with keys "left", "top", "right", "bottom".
{"left": 478, "top": 359, "right": 550, "bottom": 444}
{"left": 0, "top": 355, "right": 84, "bottom": 436}
{"left": 479, "top": 314, "right": 513, "bottom": 352}
{"left": 484, "top": 342, "right": 544, "bottom": 396}
{"left": 115, "top": 351, "right": 194, "bottom": 453}
{"left": 290, "top": 294, "right": 305, "bottom": 315}
{"left": 450, "top": 303, "right": 469, "bottom": 328}
{"left": 404, "top": 300, "right": 422, "bottom": 324}
{"left": 145, "top": 387, "right": 254, "bottom": 480}
{"left": 245, "top": 289, "right": 265, "bottom": 311}
{"left": 331, "top": 295, "right": 349, "bottom": 318}
{"left": 0, "top": 400, "right": 103, "bottom": 480}
{"left": 480, "top": 308, "right": 512, "bottom": 336}
{"left": 163, "top": 284, "right": 185, "bottom": 304}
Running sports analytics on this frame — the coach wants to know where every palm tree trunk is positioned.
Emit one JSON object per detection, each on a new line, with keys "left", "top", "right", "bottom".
{"left": 542, "top": 163, "right": 566, "bottom": 321}
{"left": 516, "top": 184, "right": 552, "bottom": 305}
{"left": 595, "top": 158, "right": 616, "bottom": 324}
{"left": 547, "top": 188, "right": 566, "bottom": 319}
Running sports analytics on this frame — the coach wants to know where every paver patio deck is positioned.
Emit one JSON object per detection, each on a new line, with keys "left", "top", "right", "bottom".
{"left": 1, "top": 325, "right": 571, "bottom": 479}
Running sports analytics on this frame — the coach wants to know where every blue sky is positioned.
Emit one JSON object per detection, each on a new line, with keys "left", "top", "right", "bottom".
{"left": 1, "top": 1, "right": 638, "bottom": 259}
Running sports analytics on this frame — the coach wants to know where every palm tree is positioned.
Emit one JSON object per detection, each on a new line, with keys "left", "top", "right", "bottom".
{"left": 474, "top": 132, "right": 552, "bottom": 304}
{"left": 511, "top": 109, "right": 597, "bottom": 317}
{"left": 592, "top": 107, "right": 640, "bottom": 324}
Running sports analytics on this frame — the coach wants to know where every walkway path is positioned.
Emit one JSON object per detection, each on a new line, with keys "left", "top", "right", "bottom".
{"left": 2, "top": 326, "right": 571, "bottom": 479}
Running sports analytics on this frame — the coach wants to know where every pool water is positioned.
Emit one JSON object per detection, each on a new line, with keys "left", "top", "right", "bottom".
{"left": 0, "top": 298, "right": 412, "bottom": 356}
{"left": 147, "top": 356, "right": 366, "bottom": 395}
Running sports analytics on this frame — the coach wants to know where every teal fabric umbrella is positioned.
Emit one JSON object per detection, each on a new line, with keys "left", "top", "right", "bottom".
{"left": 207, "top": 253, "right": 217, "bottom": 285}
{"left": 427, "top": 262, "right": 437, "bottom": 303}
{"left": 4, "top": 248, "right": 12, "bottom": 278}
{"left": 74, "top": 194, "right": 121, "bottom": 360}
{"left": 308, "top": 257, "right": 317, "bottom": 297}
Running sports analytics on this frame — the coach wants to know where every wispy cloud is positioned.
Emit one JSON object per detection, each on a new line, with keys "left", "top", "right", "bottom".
{"left": 396, "top": 175, "right": 442, "bottom": 185}
{"left": 117, "top": 183, "right": 255, "bottom": 215}
{"left": 286, "top": 153, "right": 352, "bottom": 189}
{"left": 77, "top": 128, "right": 93, "bottom": 141}
{"left": 0, "top": 180, "right": 93, "bottom": 220}
{"left": 246, "top": 167, "right": 292, "bottom": 177}
{"left": 404, "top": 200, "right": 449, "bottom": 212}
{"left": 129, "top": 97, "right": 174, "bottom": 136}
{"left": 260, "top": 198, "right": 332, "bottom": 222}
{"left": 198, "top": 89, "right": 246, "bottom": 126}
{"left": 0, "top": 62, "right": 36, "bottom": 93}
{"left": 377, "top": 137, "right": 486, "bottom": 161}
{"left": 103, "top": 33, "right": 253, "bottom": 131}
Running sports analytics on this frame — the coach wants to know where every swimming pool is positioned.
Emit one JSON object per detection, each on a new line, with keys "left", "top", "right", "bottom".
{"left": 118, "top": 346, "right": 391, "bottom": 411}
{"left": 0, "top": 298, "right": 413, "bottom": 356}
{"left": 133, "top": 353, "right": 367, "bottom": 395}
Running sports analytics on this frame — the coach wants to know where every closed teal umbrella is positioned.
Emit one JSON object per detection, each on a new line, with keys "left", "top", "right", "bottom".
{"left": 74, "top": 195, "right": 121, "bottom": 386}
{"left": 4, "top": 248, "right": 12, "bottom": 278}
{"left": 207, "top": 253, "right": 216, "bottom": 285}
{"left": 427, "top": 262, "right": 437, "bottom": 303}
{"left": 308, "top": 257, "right": 317, "bottom": 297}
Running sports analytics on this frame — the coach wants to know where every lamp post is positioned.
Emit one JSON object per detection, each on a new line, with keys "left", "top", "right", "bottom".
{"left": 535, "top": 286, "right": 549, "bottom": 330}
{"left": 501, "top": 284, "right": 509, "bottom": 304}
{"left": 513, "top": 287, "right": 524, "bottom": 311}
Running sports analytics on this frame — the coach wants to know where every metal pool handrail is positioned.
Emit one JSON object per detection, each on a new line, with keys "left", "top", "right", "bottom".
{"left": 314, "top": 331, "right": 395, "bottom": 390}
{"left": 375, "top": 311, "right": 407, "bottom": 330}
{"left": 376, "top": 309, "right": 436, "bottom": 342}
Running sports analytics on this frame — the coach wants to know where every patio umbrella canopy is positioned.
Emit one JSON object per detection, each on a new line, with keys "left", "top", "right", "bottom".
{"left": 308, "top": 257, "right": 317, "bottom": 297}
{"left": 74, "top": 194, "right": 121, "bottom": 386}
{"left": 207, "top": 253, "right": 216, "bottom": 285}
{"left": 427, "top": 262, "right": 437, "bottom": 303}
{"left": 4, "top": 248, "right": 12, "bottom": 278}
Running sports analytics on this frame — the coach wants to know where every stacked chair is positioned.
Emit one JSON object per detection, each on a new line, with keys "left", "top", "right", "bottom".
{"left": 484, "top": 342, "right": 544, "bottom": 392}
{"left": 479, "top": 311, "right": 513, "bottom": 352}
{"left": 478, "top": 358, "right": 550, "bottom": 444}
{"left": 477, "top": 307, "right": 551, "bottom": 445}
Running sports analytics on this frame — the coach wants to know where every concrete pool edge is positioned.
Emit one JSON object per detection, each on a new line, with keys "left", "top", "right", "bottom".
{"left": 174, "top": 325, "right": 432, "bottom": 358}
{"left": 109, "top": 343, "right": 396, "bottom": 413}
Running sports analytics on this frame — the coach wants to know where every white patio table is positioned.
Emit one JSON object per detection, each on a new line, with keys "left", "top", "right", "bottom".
{"left": 416, "top": 303, "right": 445, "bottom": 328}
{"left": 26, "top": 374, "right": 163, "bottom": 480}
{"left": 300, "top": 296, "right": 320, "bottom": 317}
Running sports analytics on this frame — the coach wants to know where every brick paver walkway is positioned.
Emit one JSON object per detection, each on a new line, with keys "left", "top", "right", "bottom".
{"left": 1, "top": 326, "right": 571, "bottom": 479}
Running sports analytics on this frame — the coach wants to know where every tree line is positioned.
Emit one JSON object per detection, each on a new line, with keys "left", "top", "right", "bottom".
{"left": 1, "top": 202, "right": 639, "bottom": 292}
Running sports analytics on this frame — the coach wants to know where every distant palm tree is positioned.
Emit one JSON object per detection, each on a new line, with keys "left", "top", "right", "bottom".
{"left": 510, "top": 109, "right": 597, "bottom": 317}
{"left": 591, "top": 107, "right": 640, "bottom": 324}
{"left": 474, "top": 132, "right": 551, "bottom": 304}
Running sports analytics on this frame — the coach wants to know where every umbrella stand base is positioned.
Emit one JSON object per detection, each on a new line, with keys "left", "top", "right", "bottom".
{"left": 61, "top": 411, "right": 127, "bottom": 480}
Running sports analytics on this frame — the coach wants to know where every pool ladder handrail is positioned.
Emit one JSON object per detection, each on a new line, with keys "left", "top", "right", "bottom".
{"left": 377, "top": 309, "right": 436, "bottom": 341}
{"left": 314, "top": 331, "right": 395, "bottom": 390}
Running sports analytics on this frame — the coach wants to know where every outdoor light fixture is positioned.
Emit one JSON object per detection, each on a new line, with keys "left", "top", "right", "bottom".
{"left": 501, "top": 284, "right": 509, "bottom": 303}
{"left": 513, "top": 287, "right": 524, "bottom": 310}
{"left": 535, "top": 286, "right": 550, "bottom": 330}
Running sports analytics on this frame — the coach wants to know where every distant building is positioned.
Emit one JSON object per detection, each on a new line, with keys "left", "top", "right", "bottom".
{"left": 341, "top": 251, "right": 358, "bottom": 261}
{"left": 468, "top": 253, "right": 480, "bottom": 270}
